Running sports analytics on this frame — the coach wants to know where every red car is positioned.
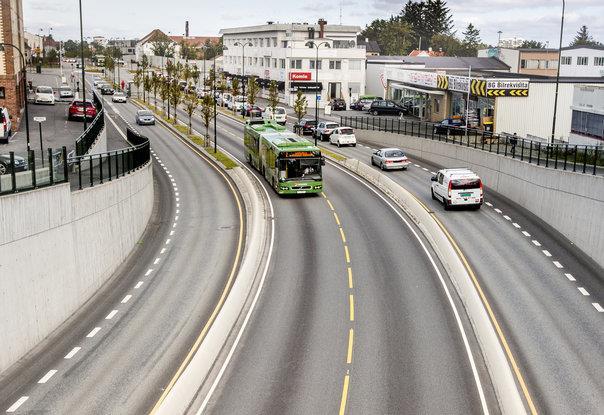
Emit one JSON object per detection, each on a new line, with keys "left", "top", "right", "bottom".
{"left": 68, "top": 99, "right": 97, "bottom": 121}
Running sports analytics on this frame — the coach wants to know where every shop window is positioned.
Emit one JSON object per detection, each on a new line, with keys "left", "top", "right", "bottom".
{"left": 434, "top": 98, "right": 440, "bottom": 114}
{"left": 520, "top": 59, "right": 526, "bottom": 69}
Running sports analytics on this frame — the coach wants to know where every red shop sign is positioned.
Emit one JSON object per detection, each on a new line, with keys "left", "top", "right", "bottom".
{"left": 289, "top": 72, "right": 312, "bottom": 81}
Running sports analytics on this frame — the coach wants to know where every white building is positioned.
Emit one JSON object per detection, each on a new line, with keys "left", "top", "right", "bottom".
{"left": 560, "top": 46, "right": 604, "bottom": 77}
{"left": 220, "top": 20, "right": 366, "bottom": 108}
{"left": 499, "top": 37, "right": 525, "bottom": 49}
{"left": 569, "top": 85, "right": 604, "bottom": 146}
{"left": 24, "top": 31, "right": 43, "bottom": 63}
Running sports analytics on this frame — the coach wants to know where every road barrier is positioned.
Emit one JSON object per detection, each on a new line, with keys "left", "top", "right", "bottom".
{"left": 75, "top": 90, "right": 105, "bottom": 156}
{"left": 340, "top": 115, "right": 603, "bottom": 176}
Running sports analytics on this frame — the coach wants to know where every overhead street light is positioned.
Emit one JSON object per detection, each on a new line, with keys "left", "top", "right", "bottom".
{"left": 234, "top": 41, "right": 253, "bottom": 110}
{"left": 213, "top": 45, "right": 227, "bottom": 153}
{"left": 551, "top": 0, "right": 565, "bottom": 144}
{"left": 305, "top": 40, "right": 330, "bottom": 146}
{"left": 78, "top": 0, "right": 88, "bottom": 131}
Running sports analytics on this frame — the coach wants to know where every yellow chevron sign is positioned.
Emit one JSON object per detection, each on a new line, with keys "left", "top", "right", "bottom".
{"left": 437, "top": 75, "right": 448, "bottom": 89}
{"left": 470, "top": 79, "right": 487, "bottom": 96}
{"left": 487, "top": 88, "right": 529, "bottom": 97}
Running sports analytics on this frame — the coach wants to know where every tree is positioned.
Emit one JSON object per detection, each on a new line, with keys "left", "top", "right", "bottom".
{"left": 199, "top": 94, "right": 215, "bottom": 146}
{"left": 230, "top": 78, "right": 240, "bottom": 114}
{"left": 425, "top": 0, "right": 453, "bottom": 36}
{"left": 151, "top": 32, "right": 175, "bottom": 57}
{"left": 45, "top": 48, "right": 58, "bottom": 66}
{"left": 133, "top": 69, "right": 143, "bottom": 99}
{"left": 179, "top": 40, "right": 198, "bottom": 61}
{"left": 430, "top": 33, "right": 464, "bottom": 56}
{"left": 267, "top": 80, "right": 279, "bottom": 117}
{"left": 170, "top": 78, "right": 183, "bottom": 123}
{"left": 160, "top": 77, "right": 170, "bottom": 116}
{"left": 105, "top": 56, "right": 115, "bottom": 84}
{"left": 151, "top": 72, "right": 160, "bottom": 107}
{"left": 461, "top": 23, "right": 482, "bottom": 56}
{"left": 246, "top": 76, "right": 260, "bottom": 107}
{"left": 183, "top": 91, "right": 199, "bottom": 134}
{"left": 190, "top": 64, "right": 201, "bottom": 89}
{"left": 143, "top": 74, "right": 152, "bottom": 104}
{"left": 570, "top": 25, "right": 601, "bottom": 47}
{"left": 520, "top": 40, "right": 545, "bottom": 49}
{"left": 293, "top": 89, "right": 308, "bottom": 124}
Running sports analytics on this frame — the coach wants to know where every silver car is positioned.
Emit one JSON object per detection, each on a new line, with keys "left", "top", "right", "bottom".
{"left": 371, "top": 148, "right": 411, "bottom": 170}
{"left": 112, "top": 92, "right": 127, "bottom": 103}
{"left": 135, "top": 110, "right": 155, "bottom": 125}
{"left": 59, "top": 86, "right": 74, "bottom": 99}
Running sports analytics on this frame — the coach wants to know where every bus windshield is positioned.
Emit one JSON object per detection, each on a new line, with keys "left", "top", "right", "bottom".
{"left": 278, "top": 157, "right": 321, "bottom": 181}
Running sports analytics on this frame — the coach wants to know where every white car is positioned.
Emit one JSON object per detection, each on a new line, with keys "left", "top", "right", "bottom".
{"left": 0, "top": 107, "right": 12, "bottom": 141}
{"left": 232, "top": 96, "right": 246, "bottom": 112}
{"left": 93, "top": 78, "right": 102, "bottom": 87}
{"left": 34, "top": 86, "right": 55, "bottom": 105}
{"left": 329, "top": 127, "right": 357, "bottom": 147}
{"left": 263, "top": 106, "right": 287, "bottom": 125}
{"left": 371, "top": 148, "right": 410, "bottom": 170}
{"left": 431, "top": 168, "right": 483, "bottom": 210}
{"left": 218, "top": 92, "right": 233, "bottom": 107}
{"left": 112, "top": 92, "right": 127, "bottom": 103}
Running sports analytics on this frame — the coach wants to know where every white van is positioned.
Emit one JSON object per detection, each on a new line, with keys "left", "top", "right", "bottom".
{"left": 431, "top": 168, "right": 483, "bottom": 210}
{"left": 218, "top": 92, "right": 233, "bottom": 107}
{"left": 263, "top": 106, "right": 287, "bottom": 125}
{"left": 0, "top": 107, "right": 12, "bottom": 142}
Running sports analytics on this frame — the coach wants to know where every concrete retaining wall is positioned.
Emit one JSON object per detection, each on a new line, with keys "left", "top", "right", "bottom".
{"left": 357, "top": 129, "right": 604, "bottom": 268}
{"left": 0, "top": 162, "right": 153, "bottom": 374}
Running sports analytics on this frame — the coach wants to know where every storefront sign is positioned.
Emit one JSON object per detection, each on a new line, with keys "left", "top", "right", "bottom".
{"left": 446, "top": 75, "right": 470, "bottom": 93}
{"left": 289, "top": 72, "right": 312, "bottom": 81}
{"left": 290, "top": 81, "right": 322, "bottom": 92}
{"left": 486, "top": 79, "right": 530, "bottom": 97}
{"left": 405, "top": 70, "right": 438, "bottom": 88}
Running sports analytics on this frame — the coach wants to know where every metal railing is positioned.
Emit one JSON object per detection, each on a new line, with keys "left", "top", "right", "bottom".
{"left": 75, "top": 91, "right": 104, "bottom": 156}
{"left": 0, "top": 129, "right": 150, "bottom": 196}
{"left": 340, "top": 115, "right": 604, "bottom": 176}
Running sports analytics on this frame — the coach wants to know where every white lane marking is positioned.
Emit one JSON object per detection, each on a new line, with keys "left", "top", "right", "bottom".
{"left": 414, "top": 164, "right": 420, "bottom": 167}
{"left": 175, "top": 216, "right": 179, "bottom": 221}
{"left": 160, "top": 248, "right": 166, "bottom": 254}
{"left": 135, "top": 281, "right": 144, "bottom": 289}
{"left": 532, "top": 240, "right": 541, "bottom": 247}
{"left": 170, "top": 230, "right": 175, "bottom": 236}
{"left": 173, "top": 223, "right": 177, "bottom": 228}
{"left": 169, "top": 174, "right": 173, "bottom": 178}
{"left": 176, "top": 203, "right": 180, "bottom": 208}
{"left": 64, "top": 347, "right": 81, "bottom": 359}
{"left": 485, "top": 202, "right": 493, "bottom": 207}
{"left": 565, "top": 273, "right": 576, "bottom": 281}
{"left": 176, "top": 209, "right": 180, "bottom": 214}
{"left": 6, "top": 396, "right": 29, "bottom": 412}
{"left": 553, "top": 261, "right": 563, "bottom": 269}
{"left": 153, "top": 258, "right": 160, "bottom": 265}
{"left": 522, "top": 231, "right": 531, "bottom": 237}
{"left": 422, "top": 167, "right": 429, "bottom": 171}
{"left": 145, "top": 269, "right": 153, "bottom": 276}
{"left": 38, "top": 369, "right": 58, "bottom": 384}
{"left": 176, "top": 198, "right": 180, "bottom": 202}
{"left": 512, "top": 223, "right": 521, "bottom": 229}
{"left": 165, "top": 239, "right": 171, "bottom": 245}
{"left": 86, "top": 327, "right": 101, "bottom": 338}
{"left": 175, "top": 192, "right": 180, "bottom": 196}
{"left": 174, "top": 187, "right": 178, "bottom": 191}
{"left": 121, "top": 295, "right": 132, "bottom": 303}
{"left": 542, "top": 250, "right": 552, "bottom": 257}
{"left": 578, "top": 287, "right": 590, "bottom": 296}
{"left": 593, "top": 303, "right": 604, "bottom": 312}
{"left": 494, "top": 208, "right": 502, "bottom": 214}
{"left": 105, "top": 310, "right": 118, "bottom": 320}
{"left": 503, "top": 215, "right": 511, "bottom": 221}
{"left": 166, "top": 170, "right": 170, "bottom": 174}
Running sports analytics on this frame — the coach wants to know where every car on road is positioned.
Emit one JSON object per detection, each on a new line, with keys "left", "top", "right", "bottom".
{"left": 433, "top": 118, "right": 466, "bottom": 135}
{"left": 0, "top": 107, "right": 12, "bottom": 141}
{"left": 242, "top": 104, "right": 263, "bottom": 117}
{"left": 100, "top": 85, "right": 115, "bottom": 95}
{"left": 68, "top": 99, "right": 97, "bottom": 121}
{"left": 330, "top": 98, "right": 346, "bottom": 111}
{"left": 217, "top": 92, "right": 232, "bottom": 107}
{"left": 58, "top": 86, "right": 74, "bottom": 99}
{"left": 263, "top": 106, "right": 287, "bottom": 124}
{"left": 371, "top": 148, "right": 411, "bottom": 170}
{"left": 135, "top": 110, "right": 156, "bottom": 125}
{"left": 0, "top": 153, "right": 27, "bottom": 175}
{"left": 293, "top": 118, "right": 317, "bottom": 135}
{"left": 34, "top": 86, "right": 55, "bottom": 105}
{"left": 329, "top": 127, "right": 357, "bottom": 147}
{"left": 231, "top": 96, "right": 247, "bottom": 112}
{"left": 431, "top": 168, "right": 483, "bottom": 210}
{"left": 368, "top": 100, "right": 407, "bottom": 116}
{"left": 112, "top": 92, "right": 127, "bottom": 103}
{"left": 93, "top": 78, "right": 103, "bottom": 87}
{"left": 313, "top": 121, "right": 340, "bottom": 141}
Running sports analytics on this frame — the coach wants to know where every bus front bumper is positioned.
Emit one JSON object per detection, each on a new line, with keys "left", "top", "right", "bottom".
{"left": 278, "top": 181, "right": 323, "bottom": 195}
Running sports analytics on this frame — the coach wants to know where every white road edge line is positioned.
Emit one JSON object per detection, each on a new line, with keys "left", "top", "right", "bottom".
{"left": 485, "top": 202, "right": 493, "bottom": 207}
{"left": 145, "top": 269, "right": 153, "bottom": 276}
{"left": 64, "top": 347, "right": 81, "bottom": 359}
{"left": 553, "top": 261, "right": 564, "bottom": 269}
{"left": 592, "top": 303, "right": 604, "bottom": 312}
{"left": 565, "top": 273, "right": 576, "bottom": 281}
{"left": 512, "top": 223, "right": 521, "bottom": 229}
{"left": 153, "top": 258, "right": 160, "bottom": 265}
{"left": 542, "top": 250, "right": 552, "bottom": 257}
{"left": 494, "top": 208, "right": 502, "bottom": 214}
{"left": 578, "top": 287, "right": 590, "bottom": 296}
{"left": 38, "top": 369, "right": 58, "bottom": 384}
{"left": 6, "top": 396, "right": 28, "bottom": 413}
{"left": 532, "top": 240, "right": 541, "bottom": 247}
{"left": 522, "top": 231, "right": 531, "bottom": 237}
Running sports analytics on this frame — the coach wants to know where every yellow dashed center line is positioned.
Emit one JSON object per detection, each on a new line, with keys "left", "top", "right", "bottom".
{"left": 347, "top": 329, "right": 354, "bottom": 364}
{"left": 334, "top": 212, "right": 341, "bottom": 226}
{"left": 347, "top": 267, "right": 354, "bottom": 289}
{"left": 344, "top": 245, "right": 351, "bottom": 263}
{"left": 339, "top": 374, "right": 350, "bottom": 415}
{"left": 340, "top": 228, "right": 347, "bottom": 243}
{"left": 349, "top": 294, "right": 355, "bottom": 322}
{"left": 327, "top": 199, "right": 336, "bottom": 211}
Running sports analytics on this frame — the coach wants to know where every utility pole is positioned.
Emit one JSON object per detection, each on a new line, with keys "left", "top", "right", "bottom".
{"left": 551, "top": 0, "right": 565, "bottom": 144}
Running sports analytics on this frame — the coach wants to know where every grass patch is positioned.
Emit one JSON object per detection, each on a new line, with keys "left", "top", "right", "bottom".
{"left": 205, "top": 147, "right": 238, "bottom": 169}
{"left": 321, "top": 148, "right": 347, "bottom": 162}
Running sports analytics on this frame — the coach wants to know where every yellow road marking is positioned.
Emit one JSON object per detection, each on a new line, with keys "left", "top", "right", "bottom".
{"left": 349, "top": 294, "right": 355, "bottom": 322}
{"left": 334, "top": 212, "right": 341, "bottom": 226}
{"left": 321, "top": 192, "right": 327, "bottom": 199}
{"left": 347, "top": 329, "right": 354, "bottom": 364}
{"left": 338, "top": 374, "right": 350, "bottom": 415}
{"left": 344, "top": 245, "right": 350, "bottom": 263}
{"left": 339, "top": 228, "right": 347, "bottom": 243}
{"left": 327, "top": 199, "right": 335, "bottom": 211}
{"left": 347, "top": 267, "right": 353, "bottom": 289}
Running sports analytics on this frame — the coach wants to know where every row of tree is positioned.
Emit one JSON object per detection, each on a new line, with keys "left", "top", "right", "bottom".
{"left": 148, "top": 31, "right": 224, "bottom": 61}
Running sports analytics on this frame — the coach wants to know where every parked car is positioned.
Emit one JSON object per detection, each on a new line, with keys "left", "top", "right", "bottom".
{"left": 329, "top": 127, "right": 357, "bottom": 147}
{"left": 351, "top": 95, "right": 382, "bottom": 111}
{"left": 293, "top": 118, "right": 317, "bottom": 135}
{"left": 100, "top": 85, "right": 115, "bottom": 95}
{"left": 368, "top": 100, "right": 407, "bottom": 116}
{"left": 242, "top": 104, "right": 263, "bottom": 117}
{"left": 34, "top": 86, "right": 55, "bottom": 105}
{"left": 136, "top": 110, "right": 156, "bottom": 125}
{"left": 93, "top": 78, "right": 103, "bottom": 87}
{"left": 433, "top": 118, "right": 466, "bottom": 135}
{"left": 68, "top": 99, "right": 97, "bottom": 121}
{"left": 371, "top": 148, "right": 411, "bottom": 170}
{"left": 431, "top": 168, "right": 483, "bottom": 210}
{"left": 330, "top": 98, "right": 346, "bottom": 111}
{"left": 0, "top": 107, "right": 12, "bottom": 142}
{"left": 58, "top": 86, "right": 74, "bottom": 99}
{"left": 112, "top": 92, "right": 127, "bottom": 103}
{"left": 263, "top": 106, "right": 287, "bottom": 124}
{"left": 0, "top": 153, "right": 27, "bottom": 175}
{"left": 314, "top": 121, "right": 340, "bottom": 141}
{"left": 230, "top": 96, "right": 246, "bottom": 112}
{"left": 218, "top": 92, "right": 233, "bottom": 107}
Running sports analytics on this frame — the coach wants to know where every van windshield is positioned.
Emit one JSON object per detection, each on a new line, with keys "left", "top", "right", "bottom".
{"left": 451, "top": 179, "right": 481, "bottom": 190}
{"left": 37, "top": 87, "right": 53, "bottom": 94}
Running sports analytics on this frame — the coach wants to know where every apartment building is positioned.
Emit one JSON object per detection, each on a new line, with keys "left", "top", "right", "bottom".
{"left": 478, "top": 47, "right": 559, "bottom": 76}
{"left": 560, "top": 46, "right": 604, "bottom": 77}
{"left": 0, "top": 0, "right": 25, "bottom": 130}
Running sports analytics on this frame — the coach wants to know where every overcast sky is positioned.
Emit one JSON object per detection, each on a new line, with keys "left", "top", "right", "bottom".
{"left": 24, "top": 0, "right": 603, "bottom": 47}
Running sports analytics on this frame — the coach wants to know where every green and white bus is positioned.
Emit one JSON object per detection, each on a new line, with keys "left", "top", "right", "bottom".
{"left": 244, "top": 121, "right": 324, "bottom": 195}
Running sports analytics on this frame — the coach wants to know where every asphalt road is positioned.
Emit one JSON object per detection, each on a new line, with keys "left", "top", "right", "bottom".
{"left": 317, "top": 134, "right": 604, "bottom": 414}
{"left": 0, "top": 99, "right": 242, "bottom": 414}
{"left": 154, "top": 103, "right": 498, "bottom": 414}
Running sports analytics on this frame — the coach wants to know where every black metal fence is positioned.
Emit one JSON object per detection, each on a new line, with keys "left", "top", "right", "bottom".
{"left": 0, "top": 128, "right": 150, "bottom": 196}
{"left": 340, "top": 115, "right": 604, "bottom": 176}
{"left": 75, "top": 91, "right": 104, "bottom": 156}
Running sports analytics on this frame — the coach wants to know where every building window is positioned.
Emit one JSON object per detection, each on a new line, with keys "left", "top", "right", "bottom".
{"left": 349, "top": 60, "right": 361, "bottom": 70}
{"left": 254, "top": 57, "right": 258, "bottom": 65}
{"left": 594, "top": 57, "right": 604, "bottom": 66}
{"left": 290, "top": 59, "right": 302, "bottom": 69}
{"left": 548, "top": 60, "right": 558, "bottom": 69}
{"left": 329, "top": 60, "right": 342, "bottom": 70}
{"left": 279, "top": 58, "right": 285, "bottom": 69}
{"left": 309, "top": 59, "right": 322, "bottom": 70}
{"left": 520, "top": 59, "right": 526, "bottom": 69}
{"left": 273, "top": 37, "right": 277, "bottom": 47}
{"left": 0, "top": 87, "right": 5, "bottom": 99}
{"left": 272, "top": 58, "right": 277, "bottom": 68}
{"left": 571, "top": 110, "right": 604, "bottom": 139}
{"left": 577, "top": 56, "right": 588, "bottom": 65}
{"left": 561, "top": 56, "right": 571, "bottom": 65}
{"left": 265, "top": 58, "right": 270, "bottom": 67}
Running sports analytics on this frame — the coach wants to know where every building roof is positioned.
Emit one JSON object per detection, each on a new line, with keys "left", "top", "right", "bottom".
{"left": 138, "top": 29, "right": 170, "bottom": 45}
{"left": 367, "top": 56, "right": 510, "bottom": 71}
{"left": 561, "top": 45, "right": 604, "bottom": 51}
{"left": 169, "top": 36, "right": 220, "bottom": 47}
{"left": 408, "top": 49, "right": 446, "bottom": 57}
{"left": 220, "top": 23, "right": 361, "bottom": 35}
{"left": 357, "top": 39, "right": 381, "bottom": 54}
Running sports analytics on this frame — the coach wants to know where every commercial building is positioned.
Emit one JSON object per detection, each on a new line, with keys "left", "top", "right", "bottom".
{"left": 24, "top": 31, "right": 43, "bottom": 64}
{"left": 107, "top": 39, "right": 138, "bottom": 57}
{"left": 560, "top": 46, "right": 604, "bottom": 77}
{"left": 569, "top": 85, "right": 604, "bottom": 146}
{"left": 0, "top": 0, "right": 26, "bottom": 130}
{"left": 478, "top": 47, "right": 559, "bottom": 76}
{"left": 220, "top": 20, "right": 366, "bottom": 108}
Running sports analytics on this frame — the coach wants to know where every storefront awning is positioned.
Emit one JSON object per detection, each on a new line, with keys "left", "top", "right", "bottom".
{"left": 390, "top": 83, "right": 445, "bottom": 96}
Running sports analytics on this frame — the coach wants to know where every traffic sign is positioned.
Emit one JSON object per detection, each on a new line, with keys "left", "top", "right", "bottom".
{"left": 33, "top": 116, "right": 46, "bottom": 122}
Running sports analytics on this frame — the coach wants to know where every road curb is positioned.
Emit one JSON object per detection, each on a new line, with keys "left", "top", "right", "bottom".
{"left": 326, "top": 155, "right": 527, "bottom": 415}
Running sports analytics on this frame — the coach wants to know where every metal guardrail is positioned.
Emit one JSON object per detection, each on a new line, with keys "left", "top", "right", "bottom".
{"left": 340, "top": 115, "right": 603, "bottom": 176}
{"left": 75, "top": 91, "right": 104, "bottom": 156}
{"left": 0, "top": 128, "right": 150, "bottom": 196}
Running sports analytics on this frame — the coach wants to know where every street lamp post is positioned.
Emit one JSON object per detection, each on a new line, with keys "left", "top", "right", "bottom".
{"left": 234, "top": 41, "right": 252, "bottom": 111}
{"left": 78, "top": 0, "right": 88, "bottom": 131}
{"left": 200, "top": 46, "right": 207, "bottom": 92}
{"left": 551, "top": 0, "right": 565, "bottom": 144}
{"left": 305, "top": 40, "right": 330, "bottom": 146}
{"left": 0, "top": 42, "right": 31, "bottom": 150}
